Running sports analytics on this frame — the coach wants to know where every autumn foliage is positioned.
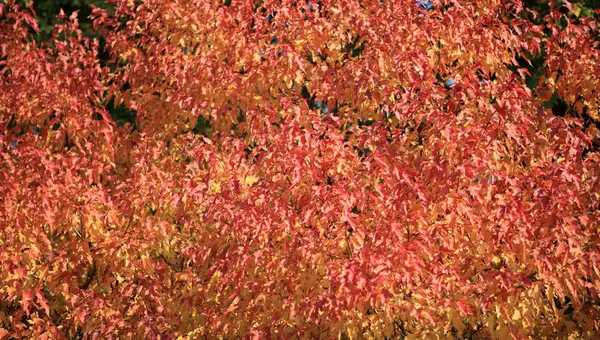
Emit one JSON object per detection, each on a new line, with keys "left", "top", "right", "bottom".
{"left": 1, "top": 0, "right": 600, "bottom": 338}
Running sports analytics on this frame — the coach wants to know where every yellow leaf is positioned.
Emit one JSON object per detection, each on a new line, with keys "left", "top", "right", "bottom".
{"left": 588, "top": 108, "right": 599, "bottom": 121}
{"left": 339, "top": 239, "right": 347, "bottom": 249}
{"left": 210, "top": 181, "right": 221, "bottom": 193}
{"left": 383, "top": 322, "right": 393, "bottom": 338}
{"left": 573, "top": 4, "right": 582, "bottom": 17}
{"left": 487, "top": 314, "right": 497, "bottom": 337}
{"left": 512, "top": 309, "right": 521, "bottom": 321}
{"left": 245, "top": 175, "right": 259, "bottom": 186}
{"left": 449, "top": 308, "right": 465, "bottom": 332}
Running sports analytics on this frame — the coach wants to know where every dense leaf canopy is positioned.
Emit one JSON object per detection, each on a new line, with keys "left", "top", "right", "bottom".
{"left": 1, "top": 0, "right": 600, "bottom": 338}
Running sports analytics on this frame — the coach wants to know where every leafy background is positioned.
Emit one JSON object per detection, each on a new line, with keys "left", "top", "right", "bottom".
{"left": 1, "top": 0, "right": 600, "bottom": 338}
{"left": 21, "top": 0, "right": 600, "bottom": 135}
